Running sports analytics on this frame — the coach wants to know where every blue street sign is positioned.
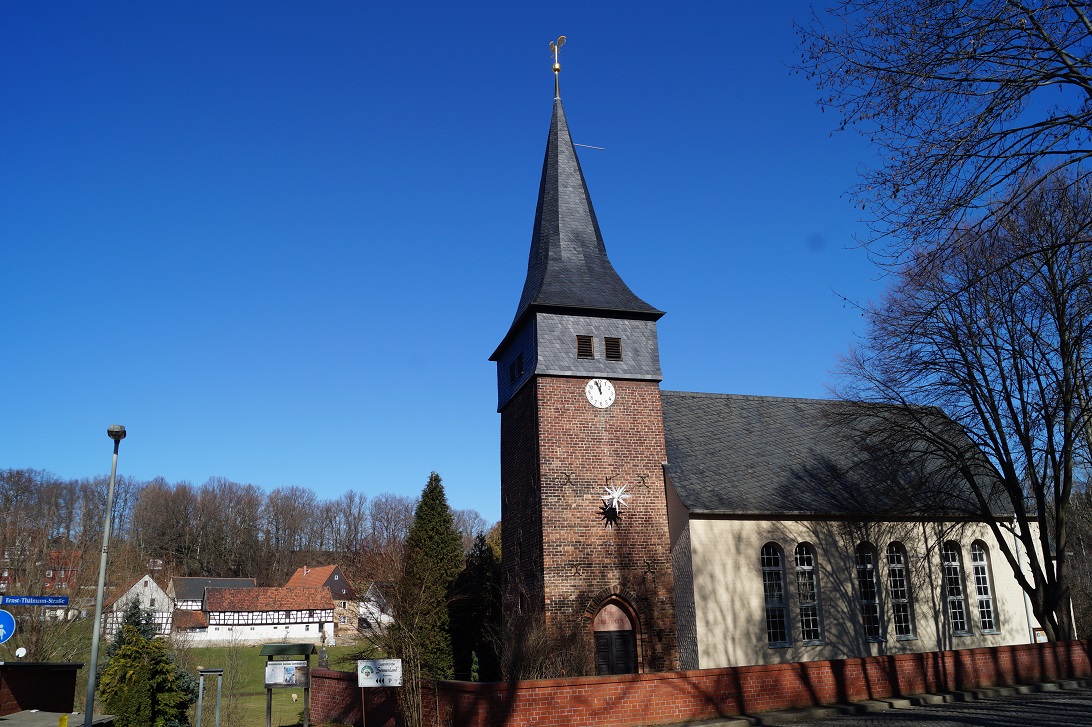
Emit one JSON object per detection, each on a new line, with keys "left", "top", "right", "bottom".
{"left": 0, "top": 610, "right": 14, "bottom": 644}
{"left": 0, "top": 596, "right": 69, "bottom": 607}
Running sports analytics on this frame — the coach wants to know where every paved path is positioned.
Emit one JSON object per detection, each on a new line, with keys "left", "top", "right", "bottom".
{"left": 765, "top": 686, "right": 1092, "bottom": 726}
{"left": 681, "top": 680, "right": 1092, "bottom": 727}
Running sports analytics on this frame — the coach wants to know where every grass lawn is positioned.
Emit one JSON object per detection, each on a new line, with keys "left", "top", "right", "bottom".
{"left": 188, "top": 643, "right": 372, "bottom": 727}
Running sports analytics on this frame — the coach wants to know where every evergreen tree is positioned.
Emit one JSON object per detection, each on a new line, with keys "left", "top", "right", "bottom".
{"left": 397, "top": 471, "right": 463, "bottom": 680}
{"left": 103, "top": 600, "right": 159, "bottom": 663}
{"left": 98, "top": 602, "right": 197, "bottom": 727}
{"left": 451, "top": 533, "right": 502, "bottom": 681}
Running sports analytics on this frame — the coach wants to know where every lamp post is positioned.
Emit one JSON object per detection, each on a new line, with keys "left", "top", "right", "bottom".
{"left": 84, "top": 425, "right": 126, "bottom": 727}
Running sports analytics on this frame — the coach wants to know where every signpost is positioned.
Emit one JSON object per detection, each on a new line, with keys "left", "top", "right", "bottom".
{"left": 357, "top": 659, "right": 402, "bottom": 687}
{"left": 357, "top": 659, "right": 402, "bottom": 727}
{"left": 1, "top": 595, "right": 69, "bottom": 607}
{"left": 265, "top": 660, "right": 309, "bottom": 688}
{"left": 0, "top": 609, "right": 14, "bottom": 645}
{"left": 259, "top": 643, "right": 316, "bottom": 727}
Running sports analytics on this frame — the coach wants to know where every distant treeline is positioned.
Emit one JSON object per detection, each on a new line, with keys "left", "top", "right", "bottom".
{"left": 0, "top": 468, "right": 490, "bottom": 593}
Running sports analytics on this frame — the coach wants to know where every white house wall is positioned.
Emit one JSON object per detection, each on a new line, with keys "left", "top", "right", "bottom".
{"left": 688, "top": 517, "right": 1038, "bottom": 668}
{"left": 104, "top": 575, "right": 172, "bottom": 638}
{"left": 178, "top": 621, "right": 335, "bottom": 646}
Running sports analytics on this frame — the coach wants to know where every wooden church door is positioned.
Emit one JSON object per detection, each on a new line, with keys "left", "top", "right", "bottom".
{"left": 592, "top": 603, "right": 638, "bottom": 675}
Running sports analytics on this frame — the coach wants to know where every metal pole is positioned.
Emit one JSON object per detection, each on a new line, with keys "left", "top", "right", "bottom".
{"left": 196, "top": 673, "right": 206, "bottom": 727}
{"left": 85, "top": 426, "right": 125, "bottom": 727}
{"left": 215, "top": 671, "right": 223, "bottom": 727}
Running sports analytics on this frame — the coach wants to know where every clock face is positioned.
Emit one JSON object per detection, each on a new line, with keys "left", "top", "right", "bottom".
{"left": 585, "top": 378, "right": 616, "bottom": 408}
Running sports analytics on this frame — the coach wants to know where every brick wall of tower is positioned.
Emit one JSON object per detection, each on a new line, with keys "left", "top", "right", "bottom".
{"left": 500, "top": 381, "right": 546, "bottom": 620}
{"left": 535, "top": 376, "right": 679, "bottom": 672}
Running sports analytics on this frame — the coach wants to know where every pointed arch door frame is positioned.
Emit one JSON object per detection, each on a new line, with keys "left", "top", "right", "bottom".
{"left": 590, "top": 595, "right": 640, "bottom": 675}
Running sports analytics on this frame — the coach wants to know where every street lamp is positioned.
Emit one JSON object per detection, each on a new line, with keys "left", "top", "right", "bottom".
{"left": 84, "top": 425, "right": 126, "bottom": 727}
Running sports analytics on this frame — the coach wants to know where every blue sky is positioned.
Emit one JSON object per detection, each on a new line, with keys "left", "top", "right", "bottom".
{"left": 1, "top": 3, "right": 881, "bottom": 522}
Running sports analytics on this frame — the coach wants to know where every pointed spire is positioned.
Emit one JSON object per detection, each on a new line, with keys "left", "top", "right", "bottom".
{"left": 507, "top": 97, "right": 662, "bottom": 328}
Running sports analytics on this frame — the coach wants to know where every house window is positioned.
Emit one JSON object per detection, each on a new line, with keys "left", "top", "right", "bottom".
{"left": 971, "top": 542, "right": 997, "bottom": 632}
{"left": 886, "top": 543, "right": 915, "bottom": 638}
{"left": 942, "top": 542, "right": 970, "bottom": 634}
{"left": 45, "top": 570, "right": 53, "bottom": 578}
{"left": 855, "top": 543, "right": 883, "bottom": 640}
{"left": 334, "top": 574, "right": 339, "bottom": 580}
{"left": 340, "top": 615, "right": 347, "bottom": 625}
{"left": 305, "top": 624, "right": 310, "bottom": 631}
{"left": 576, "top": 335, "right": 595, "bottom": 359}
{"left": 794, "top": 543, "right": 822, "bottom": 643}
{"left": 760, "top": 543, "right": 789, "bottom": 646}
{"left": 150, "top": 598, "right": 156, "bottom": 609}
{"left": 604, "top": 337, "right": 622, "bottom": 361}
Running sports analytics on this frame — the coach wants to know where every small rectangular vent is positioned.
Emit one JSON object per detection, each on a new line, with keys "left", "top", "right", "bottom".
{"left": 577, "top": 335, "right": 595, "bottom": 359}
{"left": 508, "top": 354, "right": 526, "bottom": 385}
{"left": 605, "top": 337, "right": 622, "bottom": 361}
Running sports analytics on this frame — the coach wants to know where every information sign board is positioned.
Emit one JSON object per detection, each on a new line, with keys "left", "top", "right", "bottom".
{"left": 0, "top": 596, "right": 69, "bottom": 607}
{"left": 358, "top": 659, "right": 402, "bottom": 687}
{"left": 0, "top": 610, "right": 15, "bottom": 644}
{"left": 264, "top": 660, "right": 309, "bottom": 688}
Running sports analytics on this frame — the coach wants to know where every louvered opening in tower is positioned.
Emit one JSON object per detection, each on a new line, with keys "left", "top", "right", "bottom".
{"left": 577, "top": 335, "right": 595, "bottom": 359}
{"left": 605, "top": 337, "right": 622, "bottom": 361}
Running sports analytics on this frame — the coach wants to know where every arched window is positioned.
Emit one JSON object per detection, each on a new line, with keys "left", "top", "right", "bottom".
{"left": 942, "top": 542, "right": 970, "bottom": 634}
{"left": 886, "top": 542, "right": 915, "bottom": 638}
{"left": 795, "top": 543, "right": 822, "bottom": 643}
{"left": 855, "top": 543, "right": 882, "bottom": 640}
{"left": 971, "top": 542, "right": 997, "bottom": 632}
{"left": 760, "top": 543, "right": 789, "bottom": 646}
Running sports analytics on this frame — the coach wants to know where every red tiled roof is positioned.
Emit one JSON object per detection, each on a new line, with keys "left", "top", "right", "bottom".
{"left": 173, "top": 609, "right": 208, "bottom": 630}
{"left": 205, "top": 587, "right": 333, "bottom": 612}
{"left": 285, "top": 565, "right": 338, "bottom": 588}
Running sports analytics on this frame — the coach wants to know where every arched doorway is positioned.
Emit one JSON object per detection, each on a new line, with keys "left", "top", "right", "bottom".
{"left": 592, "top": 601, "right": 638, "bottom": 675}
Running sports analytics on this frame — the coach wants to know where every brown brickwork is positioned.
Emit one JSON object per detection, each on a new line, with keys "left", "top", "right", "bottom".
{"left": 501, "top": 374, "right": 679, "bottom": 673}
{"left": 311, "top": 641, "right": 1092, "bottom": 727}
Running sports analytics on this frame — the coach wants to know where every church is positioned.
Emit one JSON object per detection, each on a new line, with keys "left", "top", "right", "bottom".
{"left": 490, "top": 58, "right": 1040, "bottom": 676}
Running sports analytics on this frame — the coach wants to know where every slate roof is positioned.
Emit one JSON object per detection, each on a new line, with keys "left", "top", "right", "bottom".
{"left": 171, "top": 577, "right": 256, "bottom": 601}
{"left": 205, "top": 586, "right": 333, "bottom": 612}
{"left": 661, "top": 391, "right": 990, "bottom": 518}
{"left": 494, "top": 97, "right": 661, "bottom": 358}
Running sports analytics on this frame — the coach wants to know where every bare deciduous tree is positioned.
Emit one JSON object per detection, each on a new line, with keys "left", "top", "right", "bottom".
{"left": 840, "top": 174, "right": 1092, "bottom": 639}
{"left": 799, "top": 1, "right": 1092, "bottom": 259}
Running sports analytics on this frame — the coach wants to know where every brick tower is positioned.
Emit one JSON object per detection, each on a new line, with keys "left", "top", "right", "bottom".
{"left": 490, "top": 63, "right": 678, "bottom": 674}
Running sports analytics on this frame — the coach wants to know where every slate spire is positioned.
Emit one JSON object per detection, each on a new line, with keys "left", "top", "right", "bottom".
{"left": 504, "top": 97, "right": 662, "bottom": 337}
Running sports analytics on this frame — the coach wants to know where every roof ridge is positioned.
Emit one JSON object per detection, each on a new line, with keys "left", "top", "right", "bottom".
{"left": 661, "top": 390, "right": 837, "bottom": 405}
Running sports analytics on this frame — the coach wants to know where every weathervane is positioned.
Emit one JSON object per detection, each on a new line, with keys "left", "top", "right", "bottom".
{"left": 550, "top": 35, "right": 566, "bottom": 99}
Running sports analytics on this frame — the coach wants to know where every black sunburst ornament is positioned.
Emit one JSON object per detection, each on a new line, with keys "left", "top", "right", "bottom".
{"left": 599, "top": 483, "right": 631, "bottom": 529}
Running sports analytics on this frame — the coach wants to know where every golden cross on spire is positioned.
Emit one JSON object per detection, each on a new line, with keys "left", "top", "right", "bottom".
{"left": 550, "top": 35, "right": 566, "bottom": 98}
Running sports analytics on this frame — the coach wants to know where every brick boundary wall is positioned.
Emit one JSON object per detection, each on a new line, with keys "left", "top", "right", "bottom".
{"left": 314, "top": 641, "right": 1092, "bottom": 727}
{"left": 0, "top": 663, "right": 82, "bottom": 716}
{"left": 310, "top": 668, "right": 398, "bottom": 727}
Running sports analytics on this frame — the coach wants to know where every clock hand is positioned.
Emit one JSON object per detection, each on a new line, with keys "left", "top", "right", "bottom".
{"left": 595, "top": 381, "right": 602, "bottom": 394}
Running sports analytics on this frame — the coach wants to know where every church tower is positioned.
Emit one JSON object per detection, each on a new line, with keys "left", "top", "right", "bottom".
{"left": 490, "top": 45, "right": 678, "bottom": 674}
